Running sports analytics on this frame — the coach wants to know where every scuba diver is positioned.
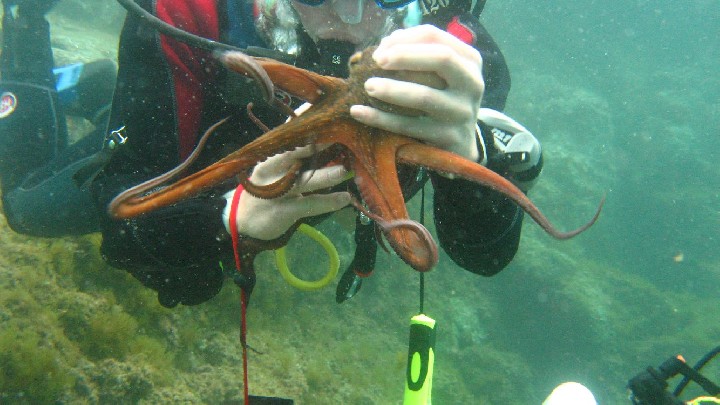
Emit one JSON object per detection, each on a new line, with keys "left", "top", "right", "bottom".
{"left": 0, "top": 0, "right": 116, "bottom": 236}
{"left": 0, "top": 0, "right": 543, "bottom": 308}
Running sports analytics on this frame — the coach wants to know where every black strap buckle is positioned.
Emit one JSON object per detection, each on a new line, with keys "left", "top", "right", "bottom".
{"left": 105, "top": 125, "right": 127, "bottom": 150}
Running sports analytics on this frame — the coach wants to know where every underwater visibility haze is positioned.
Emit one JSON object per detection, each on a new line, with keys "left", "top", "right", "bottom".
{"left": 0, "top": 0, "right": 718, "bottom": 403}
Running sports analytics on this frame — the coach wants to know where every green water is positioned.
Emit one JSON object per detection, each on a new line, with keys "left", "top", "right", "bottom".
{"left": 0, "top": 0, "right": 718, "bottom": 403}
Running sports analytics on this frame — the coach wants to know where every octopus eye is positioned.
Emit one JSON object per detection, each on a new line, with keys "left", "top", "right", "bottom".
{"left": 349, "top": 52, "right": 361, "bottom": 66}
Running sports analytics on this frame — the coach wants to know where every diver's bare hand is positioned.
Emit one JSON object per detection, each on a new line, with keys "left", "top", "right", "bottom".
{"left": 350, "top": 24, "right": 484, "bottom": 162}
{"left": 224, "top": 144, "right": 351, "bottom": 241}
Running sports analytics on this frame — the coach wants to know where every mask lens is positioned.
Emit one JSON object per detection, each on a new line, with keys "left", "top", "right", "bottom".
{"left": 374, "top": 0, "right": 416, "bottom": 9}
{"left": 296, "top": 0, "right": 416, "bottom": 9}
{"left": 296, "top": 0, "right": 326, "bottom": 5}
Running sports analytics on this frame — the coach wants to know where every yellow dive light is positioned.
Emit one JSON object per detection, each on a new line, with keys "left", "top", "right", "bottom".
{"left": 274, "top": 223, "right": 339, "bottom": 291}
{"left": 404, "top": 314, "right": 436, "bottom": 405}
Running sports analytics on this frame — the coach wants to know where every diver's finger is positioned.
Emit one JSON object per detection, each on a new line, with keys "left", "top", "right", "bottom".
{"left": 255, "top": 145, "right": 312, "bottom": 174}
{"left": 285, "top": 192, "right": 352, "bottom": 220}
{"left": 350, "top": 104, "right": 432, "bottom": 141}
{"left": 293, "top": 165, "right": 350, "bottom": 194}
{"left": 378, "top": 25, "right": 482, "bottom": 64}
{"left": 252, "top": 143, "right": 333, "bottom": 181}
{"left": 363, "top": 77, "right": 473, "bottom": 122}
{"left": 350, "top": 104, "right": 478, "bottom": 160}
{"left": 373, "top": 43, "right": 483, "bottom": 93}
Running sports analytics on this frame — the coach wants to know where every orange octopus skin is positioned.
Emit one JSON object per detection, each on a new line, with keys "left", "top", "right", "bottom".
{"left": 108, "top": 47, "right": 603, "bottom": 272}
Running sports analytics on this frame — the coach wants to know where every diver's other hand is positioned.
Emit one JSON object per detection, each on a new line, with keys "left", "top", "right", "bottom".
{"left": 223, "top": 145, "right": 351, "bottom": 241}
{"left": 479, "top": 108, "right": 543, "bottom": 192}
{"left": 350, "top": 24, "right": 484, "bottom": 162}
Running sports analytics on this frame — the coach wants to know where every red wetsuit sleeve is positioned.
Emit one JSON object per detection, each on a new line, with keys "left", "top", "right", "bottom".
{"left": 156, "top": 0, "right": 220, "bottom": 159}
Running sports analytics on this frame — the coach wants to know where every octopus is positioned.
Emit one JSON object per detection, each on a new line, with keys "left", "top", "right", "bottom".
{"left": 108, "top": 47, "right": 603, "bottom": 274}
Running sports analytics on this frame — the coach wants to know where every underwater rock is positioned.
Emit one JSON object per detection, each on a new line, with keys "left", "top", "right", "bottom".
{"left": 83, "top": 358, "right": 154, "bottom": 403}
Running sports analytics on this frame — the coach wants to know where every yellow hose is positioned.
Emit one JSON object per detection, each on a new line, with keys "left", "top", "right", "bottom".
{"left": 274, "top": 224, "right": 339, "bottom": 291}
